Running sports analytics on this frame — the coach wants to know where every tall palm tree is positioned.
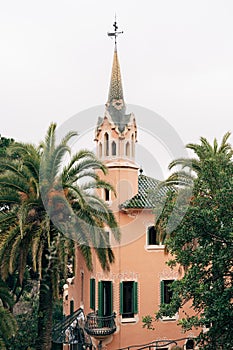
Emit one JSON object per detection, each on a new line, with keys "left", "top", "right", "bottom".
{"left": 0, "top": 123, "right": 120, "bottom": 350}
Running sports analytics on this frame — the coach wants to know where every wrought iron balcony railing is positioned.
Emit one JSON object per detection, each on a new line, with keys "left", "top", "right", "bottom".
{"left": 52, "top": 307, "right": 92, "bottom": 348}
{"left": 117, "top": 337, "right": 196, "bottom": 350}
{"left": 84, "top": 312, "right": 117, "bottom": 338}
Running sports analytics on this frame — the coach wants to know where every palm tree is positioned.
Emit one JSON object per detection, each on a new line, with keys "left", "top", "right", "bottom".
{"left": 165, "top": 131, "right": 232, "bottom": 187}
{"left": 153, "top": 132, "right": 233, "bottom": 245}
{"left": 0, "top": 123, "right": 120, "bottom": 350}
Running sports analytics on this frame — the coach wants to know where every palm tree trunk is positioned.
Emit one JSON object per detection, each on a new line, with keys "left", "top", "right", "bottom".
{"left": 35, "top": 252, "right": 53, "bottom": 350}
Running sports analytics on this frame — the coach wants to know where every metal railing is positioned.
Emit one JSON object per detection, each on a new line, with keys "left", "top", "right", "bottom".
{"left": 84, "top": 312, "right": 117, "bottom": 337}
{"left": 52, "top": 307, "right": 92, "bottom": 347}
{"left": 117, "top": 337, "right": 196, "bottom": 350}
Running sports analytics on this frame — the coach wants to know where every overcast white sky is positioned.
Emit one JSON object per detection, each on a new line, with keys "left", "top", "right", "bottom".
{"left": 1, "top": 0, "right": 233, "bottom": 177}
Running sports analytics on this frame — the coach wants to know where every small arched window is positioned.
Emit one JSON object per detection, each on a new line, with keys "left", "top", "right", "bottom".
{"left": 125, "top": 142, "right": 130, "bottom": 157}
{"left": 112, "top": 141, "right": 116, "bottom": 156}
{"left": 99, "top": 142, "right": 102, "bottom": 158}
{"left": 104, "top": 189, "right": 110, "bottom": 201}
{"left": 131, "top": 134, "right": 135, "bottom": 158}
{"left": 147, "top": 226, "right": 158, "bottom": 245}
{"left": 104, "top": 133, "right": 109, "bottom": 156}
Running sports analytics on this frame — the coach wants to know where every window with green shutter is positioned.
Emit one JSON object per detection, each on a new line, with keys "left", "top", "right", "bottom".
{"left": 90, "top": 278, "right": 95, "bottom": 310}
{"left": 98, "top": 281, "right": 104, "bottom": 316}
{"left": 98, "top": 281, "right": 113, "bottom": 317}
{"left": 160, "top": 280, "right": 165, "bottom": 304}
{"left": 120, "top": 281, "right": 138, "bottom": 318}
{"left": 160, "top": 280, "right": 174, "bottom": 304}
{"left": 120, "top": 282, "right": 124, "bottom": 315}
{"left": 133, "top": 281, "right": 138, "bottom": 314}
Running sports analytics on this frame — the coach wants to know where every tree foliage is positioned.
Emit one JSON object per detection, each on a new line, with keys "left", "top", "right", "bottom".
{"left": 0, "top": 136, "right": 14, "bottom": 157}
{"left": 144, "top": 133, "right": 233, "bottom": 350}
{"left": 0, "top": 123, "right": 120, "bottom": 349}
{"left": 0, "top": 278, "right": 17, "bottom": 349}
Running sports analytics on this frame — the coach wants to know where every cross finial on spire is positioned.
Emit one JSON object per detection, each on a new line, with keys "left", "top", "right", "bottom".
{"left": 107, "top": 16, "right": 123, "bottom": 47}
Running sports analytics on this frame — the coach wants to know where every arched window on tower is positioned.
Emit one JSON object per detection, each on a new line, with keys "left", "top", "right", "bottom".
{"left": 99, "top": 142, "right": 102, "bottom": 158}
{"left": 104, "top": 189, "right": 110, "bottom": 201}
{"left": 104, "top": 133, "right": 109, "bottom": 156}
{"left": 112, "top": 141, "right": 116, "bottom": 156}
{"left": 131, "top": 134, "right": 135, "bottom": 158}
{"left": 125, "top": 141, "right": 130, "bottom": 157}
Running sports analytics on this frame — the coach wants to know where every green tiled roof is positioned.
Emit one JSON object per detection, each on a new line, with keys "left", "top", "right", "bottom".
{"left": 120, "top": 174, "right": 169, "bottom": 209}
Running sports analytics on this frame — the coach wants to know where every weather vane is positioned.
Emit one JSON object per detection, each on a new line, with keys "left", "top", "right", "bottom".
{"left": 107, "top": 16, "right": 123, "bottom": 46}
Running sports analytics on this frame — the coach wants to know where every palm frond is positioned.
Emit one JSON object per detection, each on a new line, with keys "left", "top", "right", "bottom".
{"left": 60, "top": 130, "right": 78, "bottom": 146}
{"left": 218, "top": 131, "right": 232, "bottom": 155}
{"left": 168, "top": 158, "right": 199, "bottom": 171}
{"left": 78, "top": 245, "right": 92, "bottom": 271}
{"left": 0, "top": 175, "right": 30, "bottom": 195}
{"left": 161, "top": 171, "right": 194, "bottom": 187}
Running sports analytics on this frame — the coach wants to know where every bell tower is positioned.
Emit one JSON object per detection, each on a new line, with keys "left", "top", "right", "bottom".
{"left": 95, "top": 20, "right": 139, "bottom": 208}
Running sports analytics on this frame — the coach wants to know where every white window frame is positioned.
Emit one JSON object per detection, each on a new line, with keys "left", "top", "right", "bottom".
{"left": 160, "top": 279, "right": 178, "bottom": 322}
{"left": 145, "top": 225, "right": 165, "bottom": 251}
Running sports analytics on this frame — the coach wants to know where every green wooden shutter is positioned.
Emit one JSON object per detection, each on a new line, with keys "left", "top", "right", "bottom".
{"left": 133, "top": 281, "right": 138, "bottom": 314}
{"left": 70, "top": 300, "right": 74, "bottom": 315}
{"left": 120, "top": 282, "right": 123, "bottom": 314}
{"left": 90, "top": 278, "right": 95, "bottom": 310}
{"left": 98, "top": 281, "right": 103, "bottom": 316}
{"left": 160, "top": 280, "right": 165, "bottom": 304}
{"left": 110, "top": 281, "right": 113, "bottom": 315}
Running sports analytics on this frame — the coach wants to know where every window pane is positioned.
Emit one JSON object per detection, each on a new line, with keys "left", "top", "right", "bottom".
{"left": 126, "top": 142, "right": 130, "bottom": 157}
{"left": 148, "top": 226, "right": 157, "bottom": 245}
{"left": 122, "top": 282, "right": 134, "bottom": 318}
{"left": 99, "top": 143, "right": 102, "bottom": 158}
{"left": 163, "top": 280, "right": 174, "bottom": 304}
{"left": 112, "top": 141, "right": 116, "bottom": 156}
{"left": 104, "top": 133, "right": 109, "bottom": 156}
{"left": 104, "top": 189, "right": 110, "bottom": 201}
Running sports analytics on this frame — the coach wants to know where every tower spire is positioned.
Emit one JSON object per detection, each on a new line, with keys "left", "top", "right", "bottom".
{"left": 108, "top": 46, "right": 124, "bottom": 103}
{"left": 107, "top": 18, "right": 125, "bottom": 110}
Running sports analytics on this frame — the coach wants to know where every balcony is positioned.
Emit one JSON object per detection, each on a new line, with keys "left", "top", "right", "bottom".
{"left": 84, "top": 312, "right": 117, "bottom": 339}
{"left": 52, "top": 308, "right": 92, "bottom": 348}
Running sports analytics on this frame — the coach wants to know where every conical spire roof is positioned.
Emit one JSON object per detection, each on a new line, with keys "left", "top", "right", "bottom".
{"left": 105, "top": 46, "right": 131, "bottom": 133}
{"left": 108, "top": 46, "right": 124, "bottom": 103}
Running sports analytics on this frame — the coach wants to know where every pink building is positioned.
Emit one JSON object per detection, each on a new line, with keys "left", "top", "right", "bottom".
{"left": 59, "top": 26, "right": 198, "bottom": 350}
